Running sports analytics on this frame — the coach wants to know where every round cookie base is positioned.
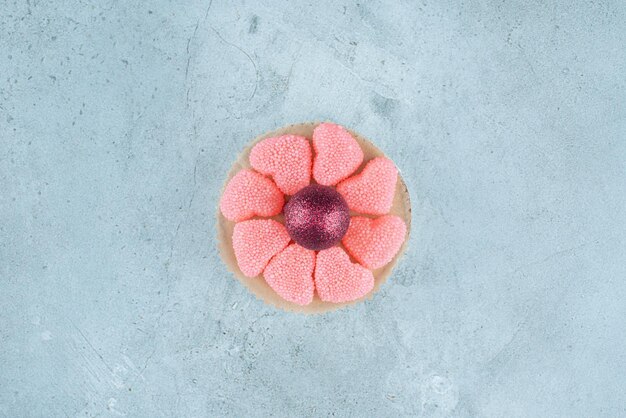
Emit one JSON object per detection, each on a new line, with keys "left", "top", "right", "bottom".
{"left": 217, "top": 122, "right": 412, "bottom": 313}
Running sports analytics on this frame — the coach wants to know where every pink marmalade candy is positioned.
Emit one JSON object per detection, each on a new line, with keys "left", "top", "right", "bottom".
{"left": 342, "top": 215, "right": 407, "bottom": 270}
{"left": 220, "top": 169, "right": 284, "bottom": 222}
{"left": 263, "top": 244, "right": 316, "bottom": 306}
{"left": 312, "top": 123, "right": 363, "bottom": 186}
{"left": 220, "top": 122, "right": 408, "bottom": 308}
{"left": 232, "top": 219, "right": 290, "bottom": 277}
{"left": 314, "top": 247, "right": 374, "bottom": 303}
{"left": 249, "top": 134, "right": 311, "bottom": 195}
{"left": 336, "top": 157, "right": 398, "bottom": 215}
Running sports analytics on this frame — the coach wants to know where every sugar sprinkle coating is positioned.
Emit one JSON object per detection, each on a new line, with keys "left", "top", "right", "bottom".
{"left": 336, "top": 157, "right": 398, "bottom": 215}
{"left": 314, "top": 246, "right": 374, "bottom": 303}
{"left": 263, "top": 244, "right": 316, "bottom": 306}
{"left": 249, "top": 134, "right": 312, "bottom": 195}
{"left": 342, "top": 215, "right": 407, "bottom": 270}
{"left": 220, "top": 169, "right": 284, "bottom": 222}
{"left": 312, "top": 122, "right": 364, "bottom": 186}
{"left": 232, "top": 219, "right": 290, "bottom": 277}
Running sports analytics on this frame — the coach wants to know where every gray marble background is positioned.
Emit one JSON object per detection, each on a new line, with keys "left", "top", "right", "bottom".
{"left": 1, "top": 1, "right": 625, "bottom": 417}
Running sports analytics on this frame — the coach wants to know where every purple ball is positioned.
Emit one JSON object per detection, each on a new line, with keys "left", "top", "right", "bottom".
{"left": 284, "top": 184, "right": 350, "bottom": 251}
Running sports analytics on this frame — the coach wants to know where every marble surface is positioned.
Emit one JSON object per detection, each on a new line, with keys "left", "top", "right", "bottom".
{"left": 1, "top": 1, "right": 625, "bottom": 416}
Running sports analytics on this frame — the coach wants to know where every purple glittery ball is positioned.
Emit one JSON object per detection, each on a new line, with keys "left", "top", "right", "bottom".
{"left": 284, "top": 184, "right": 350, "bottom": 251}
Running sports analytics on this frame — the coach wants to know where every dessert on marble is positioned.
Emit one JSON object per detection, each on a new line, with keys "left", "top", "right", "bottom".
{"left": 217, "top": 122, "right": 411, "bottom": 313}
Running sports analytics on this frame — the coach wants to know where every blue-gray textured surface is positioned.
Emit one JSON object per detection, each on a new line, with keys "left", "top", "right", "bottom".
{"left": 1, "top": 0, "right": 625, "bottom": 417}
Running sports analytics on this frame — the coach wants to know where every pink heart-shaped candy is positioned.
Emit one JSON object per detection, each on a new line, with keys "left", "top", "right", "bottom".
{"left": 314, "top": 247, "right": 374, "bottom": 303}
{"left": 220, "top": 169, "right": 284, "bottom": 222}
{"left": 336, "top": 157, "right": 398, "bottom": 215}
{"left": 263, "top": 244, "right": 316, "bottom": 306}
{"left": 249, "top": 135, "right": 312, "bottom": 195}
{"left": 232, "top": 219, "right": 290, "bottom": 277}
{"left": 342, "top": 216, "right": 407, "bottom": 270}
{"left": 312, "top": 123, "right": 364, "bottom": 186}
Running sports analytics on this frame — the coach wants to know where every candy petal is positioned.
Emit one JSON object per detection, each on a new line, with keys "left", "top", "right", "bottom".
{"left": 220, "top": 169, "right": 284, "bottom": 222}
{"left": 342, "top": 216, "right": 406, "bottom": 270}
{"left": 249, "top": 135, "right": 312, "bottom": 195}
{"left": 336, "top": 157, "right": 397, "bottom": 215}
{"left": 232, "top": 219, "right": 290, "bottom": 277}
{"left": 312, "top": 123, "right": 363, "bottom": 186}
{"left": 314, "top": 247, "right": 374, "bottom": 303}
{"left": 264, "top": 244, "right": 316, "bottom": 305}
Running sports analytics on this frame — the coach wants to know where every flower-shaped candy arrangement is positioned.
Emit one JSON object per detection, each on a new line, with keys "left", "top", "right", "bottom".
{"left": 218, "top": 122, "right": 411, "bottom": 313}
